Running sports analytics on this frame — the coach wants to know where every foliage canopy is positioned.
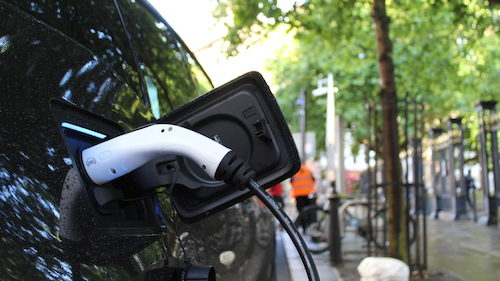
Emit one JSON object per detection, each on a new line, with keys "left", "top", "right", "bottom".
{"left": 214, "top": 0, "right": 500, "bottom": 159}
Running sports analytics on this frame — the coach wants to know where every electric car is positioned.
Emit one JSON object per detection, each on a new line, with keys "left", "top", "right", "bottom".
{"left": 0, "top": 0, "right": 277, "bottom": 279}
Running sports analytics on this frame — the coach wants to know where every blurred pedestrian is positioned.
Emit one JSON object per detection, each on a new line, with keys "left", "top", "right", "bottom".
{"left": 291, "top": 164, "right": 315, "bottom": 232}
{"left": 464, "top": 170, "right": 476, "bottom": 208}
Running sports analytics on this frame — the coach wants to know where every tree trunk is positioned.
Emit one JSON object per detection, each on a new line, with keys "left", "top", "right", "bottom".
{"left": 371, "top": 0, "right": 408, "bottom": 262}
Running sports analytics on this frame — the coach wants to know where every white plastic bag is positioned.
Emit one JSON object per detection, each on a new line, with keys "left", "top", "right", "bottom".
{"left": 357, "top": 257, "right": 409, "bottom": 281}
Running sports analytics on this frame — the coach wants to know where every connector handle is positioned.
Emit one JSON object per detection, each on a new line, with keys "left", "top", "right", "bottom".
{"left": 82, "top": 124, "right": 231, "bottom": 185}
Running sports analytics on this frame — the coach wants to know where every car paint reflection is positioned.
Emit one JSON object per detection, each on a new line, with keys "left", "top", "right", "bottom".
{"left": 0, "top": 35, "right": 11, "bottom": 53}
{"left": 1, "top": 1, "right": 276, "bottom": 280}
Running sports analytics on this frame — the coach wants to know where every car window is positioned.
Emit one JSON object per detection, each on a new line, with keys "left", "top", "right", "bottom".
{"left": 119, "top": 0, "right": 213, "bottom": 116}
{"left": 6, "top": 0, "right": 146, "bottom": 102}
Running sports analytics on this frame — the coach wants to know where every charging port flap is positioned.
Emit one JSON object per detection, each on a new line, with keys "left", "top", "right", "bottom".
{"left": 156, "top": 72, "right": 301, "bottom": 222}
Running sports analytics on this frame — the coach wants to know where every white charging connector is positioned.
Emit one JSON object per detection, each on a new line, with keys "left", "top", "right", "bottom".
{"left": 81, "top": 124, "right": 231, "bottom": 185}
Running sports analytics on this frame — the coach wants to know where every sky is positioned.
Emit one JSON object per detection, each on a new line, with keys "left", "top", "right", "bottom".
{"left": 148, "top": 0, "right": 295, "bottom": 88}
{"left": 148, "top": 0, "right": 219, "bottom": 52}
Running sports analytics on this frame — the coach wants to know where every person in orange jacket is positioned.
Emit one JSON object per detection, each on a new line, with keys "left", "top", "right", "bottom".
{"left": 290, "top": 164, "right": 315, "bottom": 232}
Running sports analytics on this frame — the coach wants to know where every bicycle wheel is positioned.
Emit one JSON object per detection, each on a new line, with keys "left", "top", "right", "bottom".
{"left": 294, "top": 205, "right": 329, "bottom": 254}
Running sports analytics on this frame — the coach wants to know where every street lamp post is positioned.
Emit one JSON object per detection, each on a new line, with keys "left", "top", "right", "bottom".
{"left": 313, "top": 73, "right": 340, "bottom": 193}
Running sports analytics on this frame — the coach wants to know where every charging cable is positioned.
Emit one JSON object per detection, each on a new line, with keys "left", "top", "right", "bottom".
{"left": 247, "top": 179, "right": 320, "bottom": 281}
{"left": 81, "top": 124, "right": 319, "bottom": 281}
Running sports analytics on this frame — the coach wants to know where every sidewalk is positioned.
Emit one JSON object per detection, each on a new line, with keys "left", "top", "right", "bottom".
{"left": 426, "top": 218, "right": 500, "bottom": 280}
{"left": 280, "top": 229, "right": 341, "bottom": 280}
{"left": 277, "top": 200, "right": 341, "bottom": 280}
{"left": 279, "top": 216, "right": 500, "bottom": 280}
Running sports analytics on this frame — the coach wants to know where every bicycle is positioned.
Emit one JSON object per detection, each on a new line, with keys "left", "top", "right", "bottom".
{"left": 294, "top": 194, "right": 373, "bottom": 254}
{"left": 295, "top": 194, "right": 417, "bottom": 254}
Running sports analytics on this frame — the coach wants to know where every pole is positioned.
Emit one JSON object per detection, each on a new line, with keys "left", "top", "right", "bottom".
{"left": 476, "top": 102, "right": 492, "bottom": 224}
{"left": 313, "top": 74, "right": 336, "bottom": 190}
{"left": 300, "top": 88, "right": 307, "bottom": 164}
{"left": 329, "top": 193, "right": 342, "bottom": 264}
{"left": 488, "top": 109, "right": 500, "bottom": 196}
{"left": 336, "top": 115, "right": 345, "bottom": 194}
{"left": 365, "top": 103, "right": 373, "bottom": 256}
{"left": 429, "top": 128, "right": 443, "bottom": 219}
{"left": 326, "top": 73, "right": 336, "bottom": 188}
{"left": 446, "top": 119, "right": 458, "bottom": 220}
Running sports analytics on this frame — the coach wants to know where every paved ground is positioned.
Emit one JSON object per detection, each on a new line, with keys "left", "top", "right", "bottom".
{"left": 275, "top": 233, "right": 292, "bottom": 281}
{"left": 426, "top": 218, "right": 500, "bottom": 280}
{"left": 277, "top": 210, "right": 500, "bottom": 280}
{"left": 280, "top": 229, "right": 341, "bottom": 280}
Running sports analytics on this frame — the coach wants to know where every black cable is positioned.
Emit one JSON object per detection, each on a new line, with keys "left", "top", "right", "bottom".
{"left": 215, "top": 152, "right": 319, "bottom": 280}
{"left": 247, "top": 179, "right": 320, "bottom": 281}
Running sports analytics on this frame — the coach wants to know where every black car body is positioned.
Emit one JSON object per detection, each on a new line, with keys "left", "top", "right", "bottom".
{"left": 0, "top": 0, "right": 275, "bottom": 279}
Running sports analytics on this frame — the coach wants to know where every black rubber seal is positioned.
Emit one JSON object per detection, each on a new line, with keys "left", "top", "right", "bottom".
{"left": 215, "top": 151, "right": 256, "bottom": 190}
